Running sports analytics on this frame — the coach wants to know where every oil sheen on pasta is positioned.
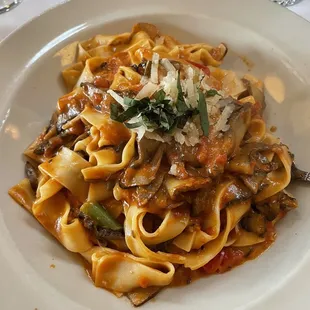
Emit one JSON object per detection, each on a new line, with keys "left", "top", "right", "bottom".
{"left": 8, "top": 23, "right": 297, "bottom": 306}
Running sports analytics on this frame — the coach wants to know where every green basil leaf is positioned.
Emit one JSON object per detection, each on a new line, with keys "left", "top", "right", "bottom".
{"left": 125, "top": 121, "right": 144, "bottom": 129}
{"left": 141, "top": 115, "right": 158, "bottom": 130}
{"left": 198, "top": 89, "right": 209, "bottom": 136}
{"left": 124, "top": 96, "right": 143, "bottom": 107}
{"left": 206, "top": 89, "right": 220, "bottom": 97}
{"left": 110, "top": 103, "right": 123, "bottom": 121}
{"left": 154, "top": 89, "right": 166, "bottom": 102}
{"left": 111, "top": 104, "right": 140, "bottom": 123}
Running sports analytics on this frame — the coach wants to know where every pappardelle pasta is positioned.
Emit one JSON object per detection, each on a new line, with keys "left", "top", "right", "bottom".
{"left": 9, "top": 23, "right": 298, "bottom": 306}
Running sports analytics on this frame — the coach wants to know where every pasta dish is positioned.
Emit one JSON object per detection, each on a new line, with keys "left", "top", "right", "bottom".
{"left": 9, "top": 23, "right": 298, "bottom": 306}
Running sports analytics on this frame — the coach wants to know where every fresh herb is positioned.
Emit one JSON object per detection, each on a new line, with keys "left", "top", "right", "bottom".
{"left": 206, "top": 89, "right": 220, "bottom": 97}
{"left": 110, "top": 102, "right": 143, "bottom": 123}
{"left": 154, "top": 89, "right": 166, "bottom": 102}
{"left": 125, "top": 121, "right": 144, "bottom": 129}
{"left": 110, "top": 85, "right": 197, "bottom": 133}
{"left": 198, "top": 89, "right": 210, "bottom": 136}
{"left": 110, "top": 71, "right": 210, "bottom": 137}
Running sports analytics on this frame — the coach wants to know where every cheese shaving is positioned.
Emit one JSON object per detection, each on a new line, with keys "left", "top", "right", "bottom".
{"left": 151, "top": 53, "right": 160, "bottom": 84}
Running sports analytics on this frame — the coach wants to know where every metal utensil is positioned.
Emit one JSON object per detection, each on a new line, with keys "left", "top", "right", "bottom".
{"left": 0, "top": 0, "right": 22, "bottom": 14}
{"left": 292, "top": 163, "right": 310, "bottom": 182}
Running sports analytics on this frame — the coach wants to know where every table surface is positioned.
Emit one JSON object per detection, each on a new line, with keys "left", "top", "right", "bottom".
{"left": 0, "top": 0, "right": 310, "bottom": 42}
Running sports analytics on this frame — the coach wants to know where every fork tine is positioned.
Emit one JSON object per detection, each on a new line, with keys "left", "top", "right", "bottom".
{"left": 291, "top": 163, "right": 310, "bottom": 182}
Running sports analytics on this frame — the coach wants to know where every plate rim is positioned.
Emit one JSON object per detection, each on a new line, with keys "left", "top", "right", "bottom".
{"left": 1, "top": 1, "right": 310, "bottom": 309}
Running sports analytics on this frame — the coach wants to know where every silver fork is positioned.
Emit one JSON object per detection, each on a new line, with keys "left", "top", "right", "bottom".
{"left": 292, "top": 163, "right": 310, "bottom": 182}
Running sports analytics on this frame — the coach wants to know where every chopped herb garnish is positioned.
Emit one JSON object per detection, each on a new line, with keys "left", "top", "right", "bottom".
{"left": 206, "top": 89, "right": 221, "bottom": 97}
{"left": 110, "top": 72, "right": 210, "bottom": 137}
{"left": 125, "top": 121, "right": 144, "bottom": 129}
{"left": 110, "top": 104, "right": 142, "bottom": 123}
{"left": 198, "top": 89, "right": 209, "bottom": 136}
{"left": 110, "top": 86, "right": 198, "bottom": 133}
{"left": 153, "top": 89, "right": 166, "bottom": 102}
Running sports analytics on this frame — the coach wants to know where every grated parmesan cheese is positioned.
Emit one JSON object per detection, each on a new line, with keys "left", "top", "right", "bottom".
{"left": 161, "top": 58, "right": 176, "bottom": 72}
{"left": 135, "top": 82, "right": 159, "bottom": 100}
{"left": 213, "top": 104, "right": 235, "bottom": 133}
{"left": 150, "top": 53, "right": 160, "bottom": 84}
{"left": 160, "top": 70, "right": 178, "bottom": 102}
{"left": 174, "top": 121, "right": 200, "bottom": 146}
{"left": 107, "top": 89, "right": 125, "bottom": 108}
{"left": 169, "top": 164, "right": 178, "bottom": 176}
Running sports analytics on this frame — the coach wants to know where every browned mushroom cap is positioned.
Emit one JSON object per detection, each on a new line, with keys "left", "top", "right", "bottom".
{"left": 240, "top": 171, "right": 267, "bottom": 194}
{"left": 25, "top": 161, "right": 39, "bottom": 191}
{"left": 255, "top": 190, "right": 298, "bottom": 221}
{"left": 228, "top": 142, "right": 282, "bottom": 175}
{"left": 127, "top": 286, "right": 162, "bottom": 307}
{"left": 241, "top": 211, "right": 266, "bottom": 236}
{"left": 131, "top": 137, "right": 162, "bottom": 168}
{"left": 134, "top": 170, "right": 166, "bottom": 206}
{"left": 227, "top": 103, "right": 252, "bottom": 157}
{"left": 121, "top": 142, "right": 165, "bottom": 187}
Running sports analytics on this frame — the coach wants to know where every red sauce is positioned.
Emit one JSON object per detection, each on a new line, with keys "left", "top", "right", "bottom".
{"left": 170, "top": 222, "right": 277, "bottom": 287}
{"left": 93, "top": 77, "right": 110, "bottom": 89}
{"left": 203, "top": 247, "right": 245, "bottom": 274}
{"left": 57, "top": 91, "right": 91, "bottom": 113}
{"left": 197, "top": 135, "right": 229, "bottom": 176}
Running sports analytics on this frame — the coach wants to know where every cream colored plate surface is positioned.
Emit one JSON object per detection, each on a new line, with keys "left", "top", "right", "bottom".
{"left": 0, "top": 0, "right": 310, "bottom": 309}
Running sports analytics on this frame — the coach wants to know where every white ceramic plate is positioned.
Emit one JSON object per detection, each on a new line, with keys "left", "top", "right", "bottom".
{"left": 1, "top": 0, "right": 310, "bottom": 309}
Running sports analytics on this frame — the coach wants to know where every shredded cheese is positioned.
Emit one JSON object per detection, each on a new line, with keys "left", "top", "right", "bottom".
{"left": 135, "top": 82, "right": 159, "bottom": 100}
{"left": 161, "top": 58, "right": 176, "bottom": 72}
{"left": 107, "top": 89, "right": 125, "bottom": 108}
{"left": 150, "top": 53, "right": 160, "bottom": 84}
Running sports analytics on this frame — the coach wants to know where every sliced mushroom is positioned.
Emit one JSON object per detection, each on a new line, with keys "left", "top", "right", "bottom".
{"left": 227, "top": 143, "right": 282, "bottom": 175}
{"left": 121, "top": 144, "right": 165, "bottom": 187}
{"left": 255, "top": 190, "right": 298, "bottom": 221}
{"left": 225, "top": 180, "right": 253, "bottom": 204}
{"left": 131, "top": 138, "right": 161, "bottom": 168}
{"left": 25, "top": 161, "right": 39, "bottom": 191}
{"left": 56, "top": 106, "right": 81, "bottom": 134}
{"left": 241, "top": 211, "right": 266, "bottom": 236}
{"left": 226, "top": 103, "right": 252, "bottom": 156}
{"left": 240, "top": 171, "right": 267, "bottom": 194}
{"left": 134, "top": 170, "right": 166, "bottom": 206}
{"left": 165, "top": 176, "right": 210, "bottom": 200}
{"left": 127, "top": 287, "right": 162, "bottom": 307}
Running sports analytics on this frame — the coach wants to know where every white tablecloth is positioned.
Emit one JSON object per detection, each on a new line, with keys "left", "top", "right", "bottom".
{"left": 0, "top": 0, "right": 310, "bottom": 41}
